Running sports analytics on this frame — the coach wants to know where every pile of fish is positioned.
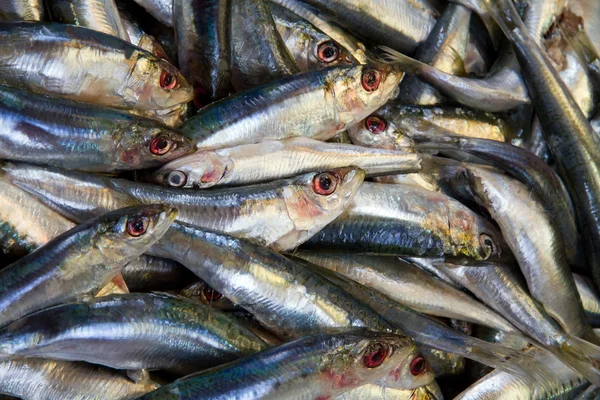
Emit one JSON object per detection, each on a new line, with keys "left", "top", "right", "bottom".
{"left": 1, "top": 0, "right": 600, "bottom": 398}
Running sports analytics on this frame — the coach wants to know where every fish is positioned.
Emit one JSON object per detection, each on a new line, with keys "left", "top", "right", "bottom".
{"left": 180, "top": 64, "right": 403, "bottom": 149}
{"left": 435, "top": 260, "right": 600, "bottom": 387}
{"left": 0, "top": 87, "right": 195, "bottom": 172}
{"left": 397, "top": 3, "right": 471, "bottom": 106}
{"left": 0, "top": 293, "right": 268, "bottom": 374}
{"left": 152, "top": 137, "right": 422, "bottom": 189}
{"left": 45, "top": 0, "right": 129, "bottom": 40}
{"left": 298, "top": 0, "right": 438, "bottom": 55}
{"left": 421, "top": 346, "right": 464, "bottom": 379}
{"left": 136, "top": 331, "right": 416, "bottom": 400}
{"left": 442, "top": 165, "right": 597, "bottom": 343}
{"left": 178, "top": 280, "right": 235, "bottom": 310}
{"left": 0, "top": 204, "right": 177, "bottom": 327}
{"left": 122, "top": 255, "right": 196, "bottom": 292}
{"left": 174, "top": 0, "right": 232, "bottom": 105}
{"left": 292, "top": 251, "right": 518, "bottom": 333}
{"left": 303, "top": 181, "right": 506, "bottom": 260}
{"left": 336, "top": 382, "right": 443, "bottom": 400}
{"left": 0, "top": 358, "right": 160, "bottom": 399}
{"left": 120, "top": 13, "right": 169, "bottom": 60}
{"left": 272, "top": 3, "right": 356, "bottom": 71}
{"left": 131, "top": 0, "right": 172, "bottom": 26}
{"left": 455, "top": 348, "right": 588, "bottom": 400}
{"left": 0, "top": 22, "right": 192, "bottom": 110}
{"left": 477, "top": 0, "right": 600, "bottom": 295}
{"left": 2, "top": 162, "right": 364, "bottom": 251}
{"left": 348, "top": 103, "right": 510, "bottom": 151}
{"left": 0, "top": 0, "right": 44, "bottom": 20}
{"left": 230, "top": 0, "right": 299, "bottom": 91}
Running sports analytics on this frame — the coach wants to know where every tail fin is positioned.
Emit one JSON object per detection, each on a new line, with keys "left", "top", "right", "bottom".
{"left": 476, "top": 0, "right": 527, "bottom": 40}
{"left": 378, "top": 46, "right": 431, "bottom": 75}
{"left": 549, "top": 334, "right": 600, "bottom": 387}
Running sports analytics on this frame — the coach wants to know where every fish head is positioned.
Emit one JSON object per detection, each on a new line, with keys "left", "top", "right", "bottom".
{"left": 317, "top": 331, "right": 415, "bottom": 397}
{"left": 125, "top": 53, "right": 193, "bottom": 110}
{"left": 348, "top": 112, "right": 412, "bottom": 151}
{"left": 379, "top": 346, "right": 435, "bottom": 390}
{"left": 303, "top": 31, "right": 356, "bottom": 71}
{"left": 94, "top": 204, "right": 178, "bottom": 261}
{"left": 117, "top": 123, "right": 196, "bottom": 169}
{"left": 152, "top": 151, "right": 229, "bottom": 188}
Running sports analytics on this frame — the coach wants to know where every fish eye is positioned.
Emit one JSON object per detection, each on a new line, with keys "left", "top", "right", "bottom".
{"left": 479, "top": 233, "right": 497, "bottom": 258}
{"left": 363, "top": 343, "right": 389, "bottom": 368}
{"left": 150, "top": 137, "right": 173, "bottom": 155}
{"left": 410, "top": 356, "right": 427, "bottom": 376}
{"left": 167, "top": 170, "right": 187, "bottom": 187}
{"left": 361, "top": 69, "right": 381, "bottom": 92}
{"left": 126, "top": 216, "right": 149, "bottom": 237}
{"left": 312, "top": 172, "right": 338, "bottom": 195}
{"left": 160, "top": 71, "right": 177, "bottom": 90}
{"left": 203, "top": 287, "right": 223, "bottom": 302}
{"left": 317, "top": 41, "right": 340, "bottom": 63}
{"left": 365, "top": 116, "right": 387, "bottom": 134}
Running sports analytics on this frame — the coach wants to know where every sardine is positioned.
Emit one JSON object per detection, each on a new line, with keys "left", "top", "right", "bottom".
{"left": 0, "top": 87, "right": 195, "bottom": 172}
{"left": 0, "top": 22, "right": 192, "bottom": 110}
{"left": 0, "top": 204, "right": 176, "bottom": 327}
{"left": 136, "top": 331, "right": 416, "bottom": 400}
{"left": 574, "top": 273, "right": 600, "bottom": 328}
{"left": 0, "top": 293, "right": 267, "bottom": 374}
{"left": 230, "top": 0, "right": 299, "bottom": 91}
{"left": 293, "top": 251, "right": 518, "bottom": 333}
{"left": 174, "top": 0, "right": 232, "bottom": 104}
{"left": 46, "top": 0, "right": 129, "bottom": 40}
{"left": 0, "top": 358, "right": 160, "bottom": 399}
{"left": 2, "top": 162, "right": 363, "bottom": 251}
{"left": 181, "top": 64, "right": 403, "bottom": 149}
{"left": 303, "top": 181, "right": 506, "bottom": 260}
{"left": 152, "top": 137, "right": 422, "bottom": 188}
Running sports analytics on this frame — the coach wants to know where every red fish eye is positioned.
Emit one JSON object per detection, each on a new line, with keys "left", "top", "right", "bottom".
{"left": 150, "top": 137, "right": 172, "bottom": 155}
{"left": 361, "top": 69, "right": 381, "bottom": 92}
{"left": 203, "top": 288, "right": 223, "bottom": 301}
{"left": 126, "top": 216, "right": 149, "bottom": 237}
{"left": 363, "top": 344, "right": 388, "bottom": 368}
{"left": 365, "top": 116, "right": 387, "bottom": 134}
{"left": 410, "top": 356, "right": 426, "bottom": 375}
{"left": 160, "top": 71, "right": 177, "bottom": 90}
{"left": 312, "top": 172, "right": 337, "bottom": 195}
{"left": 317, "top": 41, "right": 340, "bottom": 63}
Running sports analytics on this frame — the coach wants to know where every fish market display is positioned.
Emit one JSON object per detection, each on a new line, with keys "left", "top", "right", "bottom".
{"left": 0, "top": 0, "right": 599, "bottom": 398}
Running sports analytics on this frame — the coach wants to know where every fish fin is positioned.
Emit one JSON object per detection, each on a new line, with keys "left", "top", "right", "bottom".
{"left": 549, "top": 334, "right": 600, "bottom": 387}
{"left": 127, "top": 369, "right": 152, "bottom": 384}
{"left": 378, "top": 46, "right": 430, "bottom": 75}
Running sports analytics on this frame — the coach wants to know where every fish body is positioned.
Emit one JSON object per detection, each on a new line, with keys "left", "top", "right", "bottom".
{"left": 122, "top": 255, "right": 195, "bottom": 292}
{"left": 0, "top": 0, "right": 44, "bottom": 20}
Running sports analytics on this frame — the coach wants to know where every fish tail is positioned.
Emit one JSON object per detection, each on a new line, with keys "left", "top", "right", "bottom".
{"left": 377, "top": 46, "right": 429, "bottom": 75}
{"left": 549, "top": 334, "right": 600, "bottom": 386}
{"left": 477, "top": 0, "right": 527, "bottom": 40}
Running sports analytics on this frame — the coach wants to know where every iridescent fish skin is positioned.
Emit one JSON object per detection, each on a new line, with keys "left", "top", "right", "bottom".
{"left": 304, "top": 182, "right": 506, "bottom": 261}
{"left": 46, "top": 0, "right": 129, "bottom": 40}
{"left": 0, "top": 358, "right": 160, "bottom": 400}
{"left": 294, "top": 252, "right": 518, "bottom": 333}
{"left": 137, "top": 332, "right": 416, "bottom": 400}
{"left": 153, "top": 137, "right": 421, "bottom": 189}
{"left": 0, "top": 0, "right": 44, "bottom": 20}
{"left": 181, "top": 64, "right": 403, "bottom": 149}
{"left": 3, "top": 163, "right": 364, "bottom": 251}
{"left": 0, "top": 293, "right": 267, "bottom": 374}
{"left": 0, "top": 87, "right": 195, "bottom": 172}
{"left": 272, "top": 4, "right": 356, "bottom": 72}
{"left": 0, "top": 22, "right": 192, "bottom": 110}
{"left": 299, "top": 0, "right": 438, "bottom": 55}
{"left": 0, "top": 204, "right": 177, "bottom": 328}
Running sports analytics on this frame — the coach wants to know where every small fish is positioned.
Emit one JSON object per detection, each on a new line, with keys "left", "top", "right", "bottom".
{"left": 181, "top": 64, "right": 403, "bottom": 149}
{"left": 0, "top": 87, "right": 195, "bottom": 172}
{"left": 303, "top": 181, "right": 506, "bottom": 260}
{"left": 152, "top": 137, "right": 422, "bottom": 188}
{"left": 0, "top": 204, "right": 177, "bottom": 327}
{"left": 136, "top": 331, "right": 416, "bottom": 400}
{"left": 0, "top": 293, "right": 268, "bottom": 374}
{"left": 0, "top": 22, "right": 192, "bottom": 110}
{"left": 0, "top": 358, "right": 160, "bottom": 399}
